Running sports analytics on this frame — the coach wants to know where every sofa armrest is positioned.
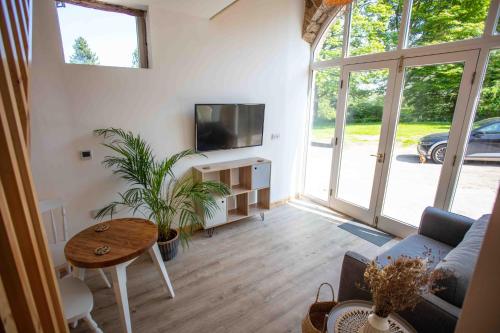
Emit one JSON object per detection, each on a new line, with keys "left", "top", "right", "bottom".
{"left": 418, "top": 207, "right": 474, "bottom": 247}
{"left": 338, "top": 251, "right": 371, "bottom": 302}
{"left": 399, "top": 293, "right": 460, "bottom": 333}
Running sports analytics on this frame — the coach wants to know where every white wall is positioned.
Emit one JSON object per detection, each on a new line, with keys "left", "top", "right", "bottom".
{"left": 31, "top": 0, "right": 310, "bottom": 238}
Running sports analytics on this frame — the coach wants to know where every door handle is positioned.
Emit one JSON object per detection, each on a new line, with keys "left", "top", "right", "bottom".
{"left": 370, "top": 153, "right": 385, "bottom": 163}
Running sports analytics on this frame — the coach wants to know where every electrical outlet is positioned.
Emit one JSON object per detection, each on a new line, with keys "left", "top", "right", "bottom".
{"left": 271, "top": 133, "right": 280, "bottom": 140}
{"left": 80, "top": 150, "right": 92, "bottom": 160}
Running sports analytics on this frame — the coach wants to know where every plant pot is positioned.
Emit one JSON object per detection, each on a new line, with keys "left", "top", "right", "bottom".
{"left": 157, "top": 229, "right": 179, "bottom": 261}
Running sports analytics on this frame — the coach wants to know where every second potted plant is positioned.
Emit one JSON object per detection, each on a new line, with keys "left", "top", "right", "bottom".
{"left": 94, "top": 128, "right": 230, "bottom": 261}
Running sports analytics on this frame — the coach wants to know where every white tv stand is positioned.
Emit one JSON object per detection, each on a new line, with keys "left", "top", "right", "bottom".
{"left": 192, "top": 157, "right": 271, "bottom": 236}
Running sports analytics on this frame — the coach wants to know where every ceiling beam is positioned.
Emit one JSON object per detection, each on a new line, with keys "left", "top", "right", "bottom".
{"left": 56, "top": 0, "right": 145, "bottom": 17}
{"left": 209, "top": 0, "right": 240, "bottom": 20}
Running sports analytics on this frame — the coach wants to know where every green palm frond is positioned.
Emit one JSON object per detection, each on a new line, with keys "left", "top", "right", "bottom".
{"left": 94, "top": 128, "right": 230, "bottom": 245}
{"left": 95, "top": 128, "right": 154, "bottom": 187}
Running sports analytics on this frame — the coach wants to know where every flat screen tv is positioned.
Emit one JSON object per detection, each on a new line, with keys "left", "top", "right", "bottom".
{"left": 195, "top": 104, "right": 265, "bottom": 152}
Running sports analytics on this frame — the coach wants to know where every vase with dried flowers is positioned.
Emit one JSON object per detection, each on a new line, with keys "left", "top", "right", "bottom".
{"left": 359, "top": 251, "right": 448, "bottom": 333}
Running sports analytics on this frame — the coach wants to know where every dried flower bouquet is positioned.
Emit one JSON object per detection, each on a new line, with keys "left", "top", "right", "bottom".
{"left": 361, "top": 249, "right": 448, "bottom": 318}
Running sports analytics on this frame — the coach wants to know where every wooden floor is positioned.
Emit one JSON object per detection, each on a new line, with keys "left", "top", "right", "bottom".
{"left": 71, "top": 200, "right": 398, "bottom": 333}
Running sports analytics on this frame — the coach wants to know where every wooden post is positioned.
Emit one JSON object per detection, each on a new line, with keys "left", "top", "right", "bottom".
{"left": 0, "top": 0, "right": 68, "bottom": 331}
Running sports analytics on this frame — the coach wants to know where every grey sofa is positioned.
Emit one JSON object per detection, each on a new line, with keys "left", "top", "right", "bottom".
{"left": 338, "top": 207, "right": 489, "bottom": 333}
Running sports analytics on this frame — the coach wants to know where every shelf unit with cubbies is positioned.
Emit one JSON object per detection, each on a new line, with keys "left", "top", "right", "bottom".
{"left": 192, "top": 157, "right": 271, "bottom": 236}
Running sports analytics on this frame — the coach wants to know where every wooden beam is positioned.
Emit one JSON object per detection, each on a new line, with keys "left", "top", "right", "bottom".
{"left": 56, "top": 0, "right": 145, "bottom": 17}
{"left": 0, "top": 0, "right": 68, "bottom": 331}
{"left": 302, "top": 0, "right": 344, "bottom": 44}
{"left": 0, "top": 178, "right": 39, "bottom": 333}
{"left": 209, "top": 0, "right": 240, "bottom": 20}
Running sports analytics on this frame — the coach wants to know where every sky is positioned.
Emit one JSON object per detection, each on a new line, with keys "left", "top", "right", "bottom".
{"left": 56, "top": 3, "right": 138, "bottom": 68}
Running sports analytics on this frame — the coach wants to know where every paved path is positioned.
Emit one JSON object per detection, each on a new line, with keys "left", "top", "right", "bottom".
{"left": 305, "top": 142, "right": 499, "bottom": 227}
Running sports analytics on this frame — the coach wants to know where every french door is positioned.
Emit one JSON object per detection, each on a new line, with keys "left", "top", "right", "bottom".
{"left": 329, "top": 50, "right": 479, "bottom": 236}
{"left": 330, "top": 60, "right": 398, "bottom": 222}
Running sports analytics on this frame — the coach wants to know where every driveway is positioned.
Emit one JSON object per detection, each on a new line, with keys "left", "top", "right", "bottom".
{"left": 304, "top": 142, "right": 499, "bottom": 227}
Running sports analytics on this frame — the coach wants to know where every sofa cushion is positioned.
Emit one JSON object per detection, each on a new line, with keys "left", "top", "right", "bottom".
{"left": 377, "top": 234, "right": 453, "bottom": 268}
{"left": 434, "top": 214, "right": 490, "bottom": 307}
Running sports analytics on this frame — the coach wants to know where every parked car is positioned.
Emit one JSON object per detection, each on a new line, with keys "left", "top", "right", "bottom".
{"left": 417, "top": 117, "right": 500, "bottom": 164}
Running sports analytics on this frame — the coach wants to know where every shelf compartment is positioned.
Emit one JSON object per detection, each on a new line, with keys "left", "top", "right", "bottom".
{"left": 236, "top": 192, "right": 249, "bottom": 216}
{"left": 192, "top": 157, "right": 271, "bottom": 230}
{"left": 257, "top": 188, "right": 270, "bottom": 210}
{"left": 239, "top": 166, "right": 252, "bottom": 189}
{"left": 220, "top": 169, "right": 231, "bottom": 187}
{"left": 227, "top": 209, "right": 248, "bottom": 223}
{"left": 231, "top": 184, "right": 252, "bottom": 196}
{"left": 248, "top": 203, "right": 267, "bottom": 216}
{"left": 200, "top": 171, "right": 221, "bottom": 182}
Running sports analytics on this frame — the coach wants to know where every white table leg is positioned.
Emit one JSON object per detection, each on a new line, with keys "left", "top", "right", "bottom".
{"left": 83, "top": 314, "right": 103, "bottom": 333}
{"left": 110, "top": 264, "right": 132, "bottom": 333}
{"left": 72, "top": 266, "right": 85, "bottom": 280}
{"left": 148, "top": 244, "right": 175, "bottom": 298}
{"left": 97, "top": 268, "right": 112, "bottom": 288}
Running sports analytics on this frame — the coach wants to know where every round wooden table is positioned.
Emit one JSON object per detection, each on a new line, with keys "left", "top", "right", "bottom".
{"left": 65, "top": 218, "right": 175, "bottom": 333}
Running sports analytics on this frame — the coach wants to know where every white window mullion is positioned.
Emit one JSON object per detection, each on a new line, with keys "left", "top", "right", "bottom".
{"left": 342, "top": 3, "right": 352, "bottom": 59}
{"left": 441, "top": 47, "right": 493, "bottom": 210}
{"left": 432, "top": 50, "right": 480, "bottom": 209}
{"left": 484, "top": 0, "right": 500, "bottom": 36}
{"left": 398, "top": 0, "right": 413, "bottom": 50}
{"left": 301, "top": 69, "right": 318, "bottom": 195}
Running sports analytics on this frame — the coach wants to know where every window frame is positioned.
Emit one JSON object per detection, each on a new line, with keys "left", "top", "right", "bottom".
{"left": 55, "top": 0, "right": 149, "bottom": 69}
{"left": 303, "top": 0, "right": 500, "bottom": 212}
{"left": 311, "top": 0, "right": 500, "bottom": 71}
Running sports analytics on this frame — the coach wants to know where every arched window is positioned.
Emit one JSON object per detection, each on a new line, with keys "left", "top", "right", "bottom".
{"left": 314, "top": 11, "right": 345, "bottom": 61}
{"left": 304, "top": 0, "right": 500, "bottom": 236}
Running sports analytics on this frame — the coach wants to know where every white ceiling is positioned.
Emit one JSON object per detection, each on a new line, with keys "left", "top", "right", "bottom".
{"left": 105, "top": 0, "right": 239, "bottom": 19}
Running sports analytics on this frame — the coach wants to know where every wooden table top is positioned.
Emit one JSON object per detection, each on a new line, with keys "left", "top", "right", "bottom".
{"left": 65, "top": 218, "right": 158, "bottom": 268}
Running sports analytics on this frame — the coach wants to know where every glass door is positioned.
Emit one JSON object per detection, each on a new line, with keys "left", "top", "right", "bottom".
{"left": 376, "top": 50, "right": 480, "bottom": 236}
{"left": 449, "top": 49, "right": 500, "bottom": 219}
{"left": 330, "top": 60, "right": 397, "bottom": 223}
{"left": 304, "top": 68, "right": 341, "bottom": 202}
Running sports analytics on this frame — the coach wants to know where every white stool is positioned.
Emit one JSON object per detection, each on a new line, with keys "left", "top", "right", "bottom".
{"left": 58, "top": 276, "right": 103, "bottom": 333}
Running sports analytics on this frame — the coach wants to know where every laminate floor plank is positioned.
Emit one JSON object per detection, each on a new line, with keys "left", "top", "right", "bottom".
{"left": 71, "top": 201, "right": 398, "bottom": 333}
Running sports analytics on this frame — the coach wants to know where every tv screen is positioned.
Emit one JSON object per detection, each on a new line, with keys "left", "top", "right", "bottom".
{"left": 195, "top": 104, "right": 265, "bottom": 152}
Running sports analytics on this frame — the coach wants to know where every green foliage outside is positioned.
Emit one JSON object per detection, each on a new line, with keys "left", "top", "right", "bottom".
{"left": 312, "top": 0, "right": 496, "bottom": 137}
{"left": 315, "top": 15, "right": 344, "bottom": 61}
{"left": 312, "top": 122, "right": 450, "bottom": 146}
{"left": 69, "top": 36, "right": 99, "bottom": 65}
{"left": 349, "top": 0, "right": 401, "bottom": 56}
{"left": 477, "top": 49, "right": 500, "bottom": 121}
{"left": 346, "top": 69, "right": 388, "bottom": 123}
{"left": 132, "top": 48, "right": 139, "bottom": 68}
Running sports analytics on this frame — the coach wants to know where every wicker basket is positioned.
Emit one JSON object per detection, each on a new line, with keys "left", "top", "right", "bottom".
{"left": 302, "top": 283, "right": 337, "bottom": 333}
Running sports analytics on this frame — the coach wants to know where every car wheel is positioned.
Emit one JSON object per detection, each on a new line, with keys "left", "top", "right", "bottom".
{"left": 431, "top": 144, "right": 447, "bottom": 164}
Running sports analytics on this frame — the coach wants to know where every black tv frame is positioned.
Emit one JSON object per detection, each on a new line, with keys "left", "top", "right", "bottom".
{"left": 194, "top": 103, "right": 265, "bottom": 153}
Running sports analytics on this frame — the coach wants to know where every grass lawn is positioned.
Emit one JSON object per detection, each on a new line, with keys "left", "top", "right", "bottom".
{"left": 312, "top": 122, "right": 450, "bottom": 146}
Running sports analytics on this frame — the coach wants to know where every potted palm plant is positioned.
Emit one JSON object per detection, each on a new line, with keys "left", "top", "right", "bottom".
{"left": 94, "top": 128, "right": 230, "bottom": 261}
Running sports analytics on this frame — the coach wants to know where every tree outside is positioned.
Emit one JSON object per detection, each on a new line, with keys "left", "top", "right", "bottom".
{"left": 132, "top": 48, "right": 139, "bottom": 68}
{"left": 69, "top": 36, "right": 99, "bottom": 65}
{"left": 312, "top": 0, "right": 494, "bottom": 143}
